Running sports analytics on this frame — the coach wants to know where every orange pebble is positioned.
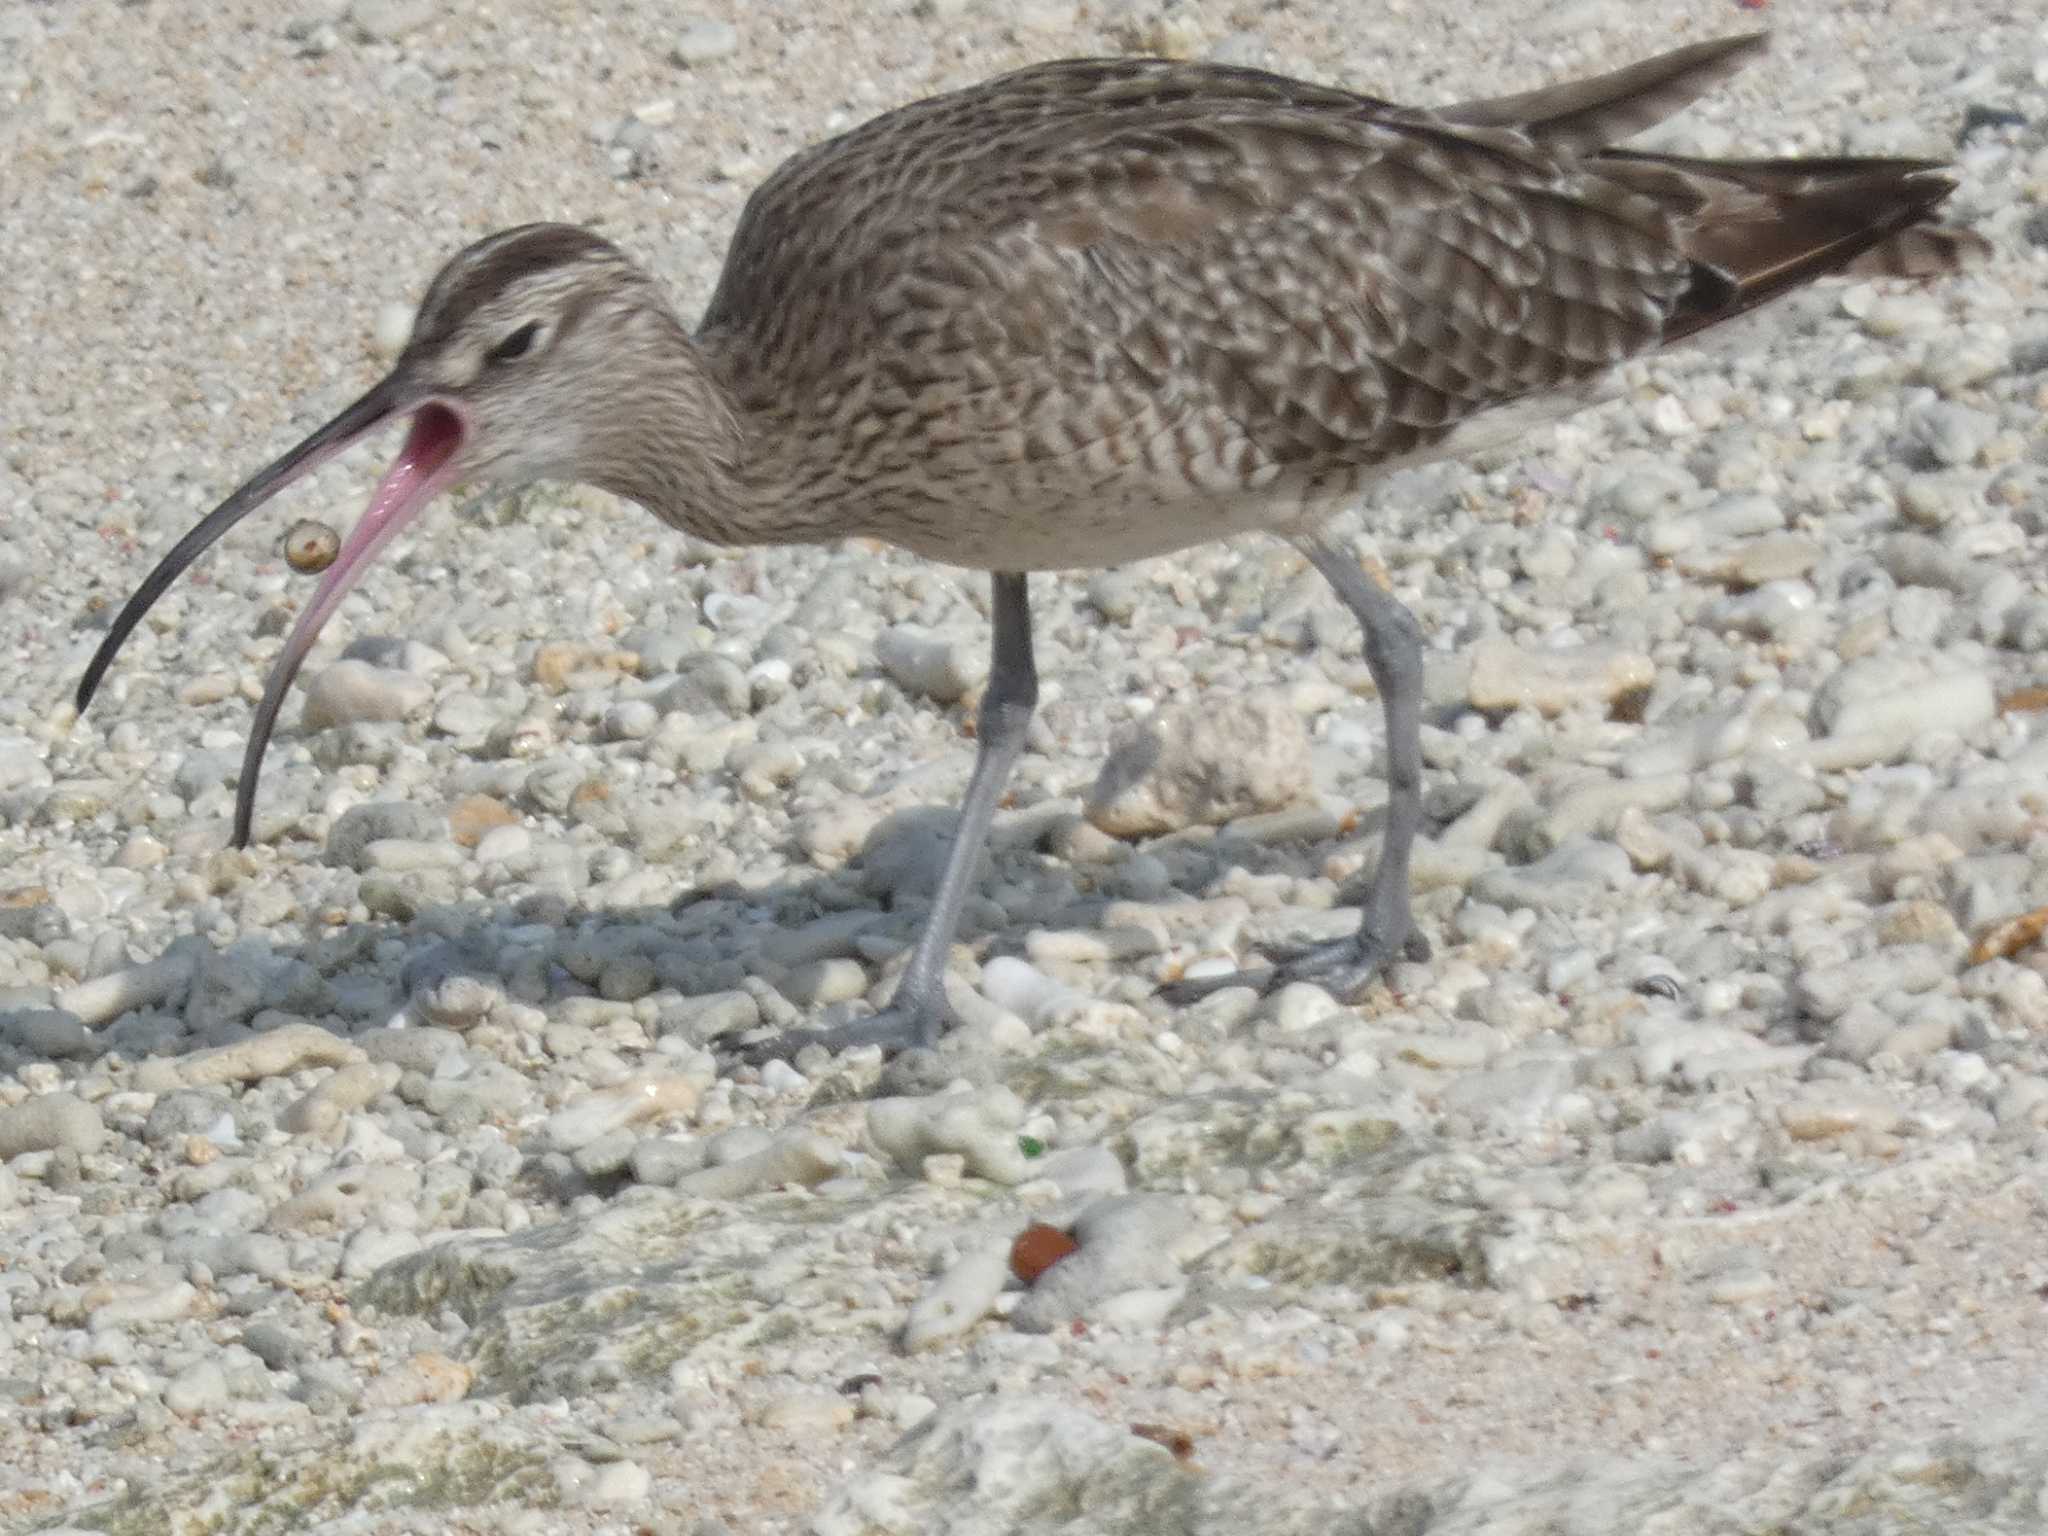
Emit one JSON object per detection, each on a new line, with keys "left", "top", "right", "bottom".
{"left": 1010, "top": 1223, "right": 1079, "bottom": 1283}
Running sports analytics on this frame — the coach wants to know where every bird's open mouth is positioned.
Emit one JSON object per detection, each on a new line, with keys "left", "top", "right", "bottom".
{"left": 75, "top": 380, "right": 470, "bottom": 846}
{"left": 289, "top": 401, "right": 470, "bottom": 684}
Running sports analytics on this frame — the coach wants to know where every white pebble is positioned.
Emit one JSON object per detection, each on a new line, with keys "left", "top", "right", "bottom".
{"left": 876, "top": 624, "right": 988, "bottom": 704}
{"left": 300, "top": 660, "right": 435, "bottom": 732}
{"left": 671, "top": 18, "right": 739, "bottom": 65}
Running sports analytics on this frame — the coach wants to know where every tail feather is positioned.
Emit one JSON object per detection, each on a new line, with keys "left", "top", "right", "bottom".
{"left": 1844, "top": 224, "right": 1993, "bottom": 278}
{"left": 1440, "top": 35, "right": 1985, "bottom": 347}
{"left": 1437, "top": 33, "right": 1769, "bottom": 154}
{"left": 1590, "top": 151, "right": 1980, "bottom": 343}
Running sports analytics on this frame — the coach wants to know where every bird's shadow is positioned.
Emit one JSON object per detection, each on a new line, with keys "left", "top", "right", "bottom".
{"left": 4, "top": 795, "right": 1396, "bottom": 1078}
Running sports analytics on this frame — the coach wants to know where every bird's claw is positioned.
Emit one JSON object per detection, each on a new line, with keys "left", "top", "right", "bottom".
{"left": 1157, "top": 922, "right": 1429, "bottom": 1007}
{"left": 714, "top": 996, "right": 955, "bottom": 1069}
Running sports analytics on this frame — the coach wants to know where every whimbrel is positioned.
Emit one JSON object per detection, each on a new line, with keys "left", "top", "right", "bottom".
{"left": 77, "top": 34, "right": 1979, "bottom": 1055}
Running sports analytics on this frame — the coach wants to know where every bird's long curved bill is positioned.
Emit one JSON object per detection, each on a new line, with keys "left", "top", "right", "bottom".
{"left": 75, "top": 375, "right": 468, "bottom": 848}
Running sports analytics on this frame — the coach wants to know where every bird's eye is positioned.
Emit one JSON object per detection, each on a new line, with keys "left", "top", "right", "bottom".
{"left": 486, "top": 321, "right": 543, "bottom": 365}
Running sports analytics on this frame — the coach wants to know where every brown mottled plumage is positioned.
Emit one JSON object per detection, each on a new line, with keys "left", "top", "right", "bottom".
{"left": 78, "top": 33, "right": 1981, "bottom": 1053}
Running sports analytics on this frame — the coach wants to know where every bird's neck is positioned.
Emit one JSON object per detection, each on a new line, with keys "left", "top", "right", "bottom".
{"left": 581, "top": 323, "right": 811, "bottom": 548}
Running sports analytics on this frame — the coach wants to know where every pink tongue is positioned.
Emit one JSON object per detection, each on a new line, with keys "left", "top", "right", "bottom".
{"left": 257, "top": 406, "right": 465, "bottom": 732}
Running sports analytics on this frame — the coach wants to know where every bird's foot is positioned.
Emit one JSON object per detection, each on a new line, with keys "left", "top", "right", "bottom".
{"left": 1157, "top": 922, "right": 1430, "bottom": 1006}
{"left": 716, "top": 994, "right": 954, "bottom": 1069}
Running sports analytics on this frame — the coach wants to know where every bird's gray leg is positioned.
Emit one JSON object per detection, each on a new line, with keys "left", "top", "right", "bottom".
{"left": 873, "top": 570, "right": 1038, "bottom": 1038}
{"left": 1298, "top": 532, "right": 1431, "bottom": 965}
{"left": 725, "top": 572, "right": 1037, "bottom": 1061}
{"left": 1161, "top": 533, "right": 1429, "bottom": 1003}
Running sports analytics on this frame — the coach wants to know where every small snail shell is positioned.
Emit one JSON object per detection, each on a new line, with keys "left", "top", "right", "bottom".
{"left": 284, "top": 520, "right": 340, "bottom": 574}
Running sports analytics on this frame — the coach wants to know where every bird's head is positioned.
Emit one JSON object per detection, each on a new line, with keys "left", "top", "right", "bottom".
{"left": 398, "top": 224, "right": 684, "bottom": 489}
{"left": 74, "top": 222, "right": 690, "bottom": 845}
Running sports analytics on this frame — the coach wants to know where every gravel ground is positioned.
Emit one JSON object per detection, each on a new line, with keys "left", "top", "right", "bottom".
{"left": 3, "top": 1, "right": 2048, "bottom": 1532}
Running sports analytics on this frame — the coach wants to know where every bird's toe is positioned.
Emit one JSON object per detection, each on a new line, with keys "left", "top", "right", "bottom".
{"left": 1156, "top": 919, "right": 1419, "bottom": 1007}
{"left": 715, "top": 997, "right": 954, "bottom": 1069}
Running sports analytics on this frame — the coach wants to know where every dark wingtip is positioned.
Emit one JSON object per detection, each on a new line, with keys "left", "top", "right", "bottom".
{"left": 1436, "top": 32, "right": 1773, "bottom": 154}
